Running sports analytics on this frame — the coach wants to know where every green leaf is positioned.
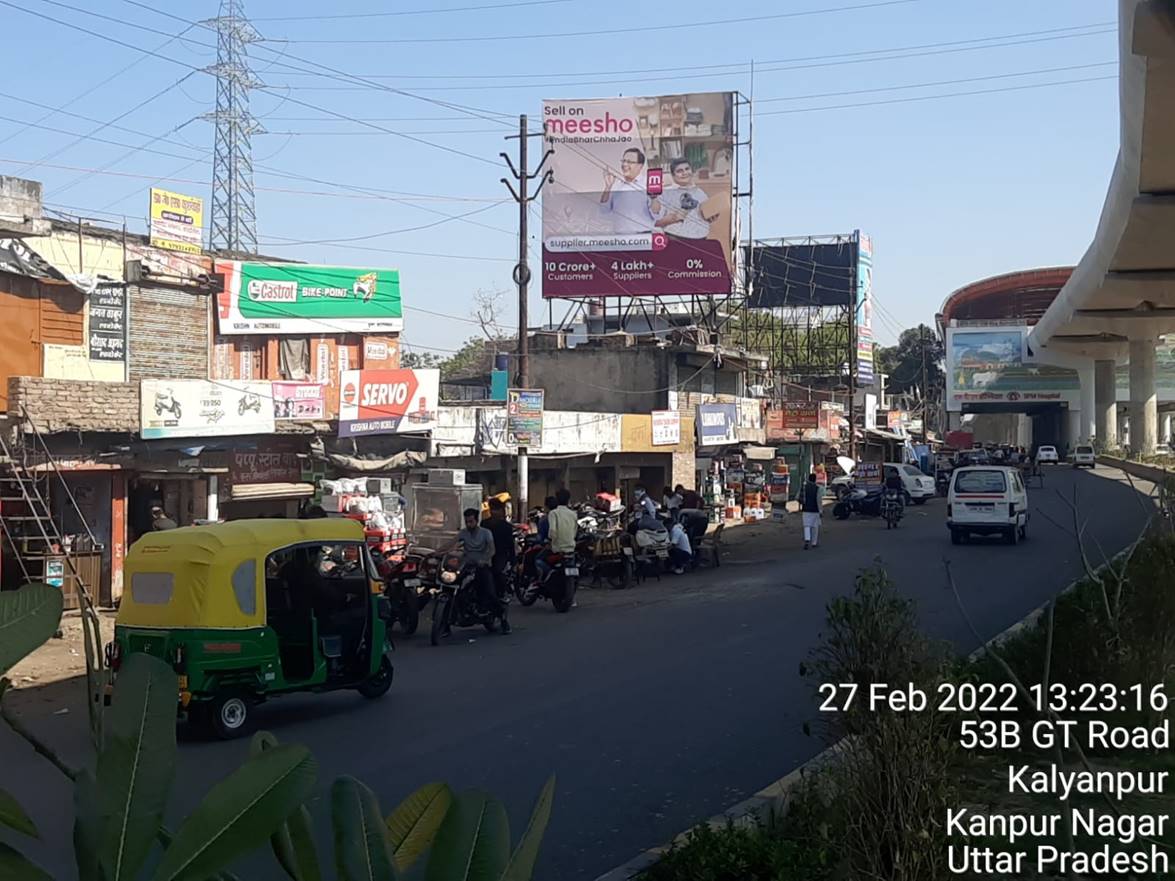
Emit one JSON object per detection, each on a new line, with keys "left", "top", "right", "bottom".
{"left": 151, "top": 744, "right": 317, "bottom": 881}
{"left": 332, "top": 776, "right": 397, "bottom": 881}
{"left": 502, "top": 776, "right": 555, "bottom": 881}
{"left": 424, "top": 791, "right": 509, "bottom": 881}
{"left": 73, "top": 771, "right": 102, "bottom": 881}
{"left": 271, "top": 803, "right": 323, "bottom": 881}
{"left": 385, "top": 783, "right": 452, "bottom": 872}
{"left": 0, "top": 787, "right": 37, "bottom": 838}
{"left": 0, "top": 841, "right": 52, "bottom": 881}
{"left": 0, "top": 583, "right": 63, "bottom": 675}
{"left": 98, "top": 653, "right": 179, "bottom": 881}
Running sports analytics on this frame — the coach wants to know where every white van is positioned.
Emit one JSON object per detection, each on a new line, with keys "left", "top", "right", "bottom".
{"left": 947, "top": 466, "right": 1029, "bottom": 545}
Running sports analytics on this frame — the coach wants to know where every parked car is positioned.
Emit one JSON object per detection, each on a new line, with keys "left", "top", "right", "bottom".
{"left": 1072, "top": 445, "right": 1096, "bottom": 468}
{"left": 884, "top": 462, "right": 936, "bottom": 504}
{"left": 947, "top": 466, "right": 1029, "bottom": 546}
{"left": 1035, "top": 445, "right": 1059, "bottom": 465}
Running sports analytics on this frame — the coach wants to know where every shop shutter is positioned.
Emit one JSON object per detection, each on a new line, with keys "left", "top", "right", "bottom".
{"left": 129, "top": 284, "right": 209, "bottom": 380}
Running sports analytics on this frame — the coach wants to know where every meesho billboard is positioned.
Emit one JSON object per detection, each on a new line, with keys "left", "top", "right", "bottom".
{"left": 542, "top": 93, "right": 736, "bottom": 298}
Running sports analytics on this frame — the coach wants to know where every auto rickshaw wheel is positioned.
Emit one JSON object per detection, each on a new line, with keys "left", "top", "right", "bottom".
{"left": 358, "top": 655, "right": 394, "bottom": 699}
{"left": 207, "top": 694, "right": 253, "bottom": 740}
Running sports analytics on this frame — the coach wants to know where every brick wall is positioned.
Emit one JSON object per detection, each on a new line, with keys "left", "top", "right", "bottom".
{"left": 9, "top": 376, "right": 138, "bottom": 433}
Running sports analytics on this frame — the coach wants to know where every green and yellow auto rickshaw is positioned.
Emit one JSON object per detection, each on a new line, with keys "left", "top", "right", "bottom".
{"left": 110, "top": 518, "right": 394, "bottom": 738}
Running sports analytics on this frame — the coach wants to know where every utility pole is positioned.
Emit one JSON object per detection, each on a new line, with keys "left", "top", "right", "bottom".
{"left": 920, "top": 324, "right": 929, "bottom": 436}
{"left": 501, "top": 114, "right": 552, "bottom": 521}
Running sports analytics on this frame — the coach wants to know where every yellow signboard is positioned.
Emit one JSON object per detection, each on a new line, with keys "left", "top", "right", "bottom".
{"left": 149, "top": 187, "right": 204, "bottom": 254}
{"left": 620, "top": 414, "right": 695, "bottom": 453}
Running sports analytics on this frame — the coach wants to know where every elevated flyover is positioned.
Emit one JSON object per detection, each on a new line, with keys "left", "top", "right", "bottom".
{"left": 1028, "top": 0, "right": 1175, "bottom": 452}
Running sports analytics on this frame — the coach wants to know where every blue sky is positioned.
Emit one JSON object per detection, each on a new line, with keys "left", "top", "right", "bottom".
{"left": 0, "top": 0, "right": 1119, "bottom": 354}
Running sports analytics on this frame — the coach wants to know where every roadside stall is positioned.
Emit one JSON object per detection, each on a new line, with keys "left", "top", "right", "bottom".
{"left": 319, "top": 476, "right": 408, "bottom": 558}
{"left": 407, "top": 469, "right": 483, "bottom": 551}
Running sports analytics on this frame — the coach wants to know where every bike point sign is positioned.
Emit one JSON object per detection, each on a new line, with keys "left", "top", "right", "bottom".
{"left": 140, "top": 380, "right": 275, "bottom": 439}
{"left": 338, "top": 369, "right": 440, "bottom": 437}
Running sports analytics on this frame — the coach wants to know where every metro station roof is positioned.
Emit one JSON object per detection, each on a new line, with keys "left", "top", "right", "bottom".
{"left": 937, "top": 267, "right": 1073, "bottom": 331}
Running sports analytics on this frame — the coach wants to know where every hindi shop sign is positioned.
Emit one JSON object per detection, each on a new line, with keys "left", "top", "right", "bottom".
{"left": 507, "top": 389, "right": 544, "bottom": 447}
{"left": 651, "top": 410, "right": 681, "bottom": 445}
{"left": 272, "top": 382, "right": 325, "bottom": 420}
{"left": 88, "top": 283, "right": 126, "bottom": 362}
{"left": 696, "top": 402, "right": 737, "bottom": 447}
{"left": 338, "top": 369, "right": 439, "bottom": 437}
{"left": 149, "top": 187, "right": 204, "bottom": 255}
{"left": 230, "top": 449, "right": 302, "bottom": 485}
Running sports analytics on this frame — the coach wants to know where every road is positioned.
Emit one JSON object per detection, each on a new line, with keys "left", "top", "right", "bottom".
{"left": 1, "top": 466, "right": 1156, "bottom": 880}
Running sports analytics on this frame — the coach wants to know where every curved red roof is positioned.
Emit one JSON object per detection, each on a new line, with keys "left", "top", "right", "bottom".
{"left": 938, "top": 267, "right": 1073, "bottom": 328}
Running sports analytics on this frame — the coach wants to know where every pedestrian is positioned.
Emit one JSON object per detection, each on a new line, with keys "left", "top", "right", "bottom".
{"left": 668, "top": 520, "right": 692, "bottom": 574}
{"left": 150, "top": 505, "right": 177, "bottom": 531}
{"left": 801, "top": 473, "right": 821, "bottom": 550}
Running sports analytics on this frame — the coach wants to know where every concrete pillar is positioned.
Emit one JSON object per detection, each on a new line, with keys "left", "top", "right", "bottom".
{"left": 207, "top": 475, "right": 219, "bottom": 522}
{"left": 1129, "top": 338, "right": 1158, "bottom": 455}
{"left": 1094, "top": 359, "right": 1117, "bottom": 450}
{"left": 1077, "top": 363, "right": 1095, "bottom": 446}
{"left": 1163, "top": 413, "right": 1172, "bottom": 445}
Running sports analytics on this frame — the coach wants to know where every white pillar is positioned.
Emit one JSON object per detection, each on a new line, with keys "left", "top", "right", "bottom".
{"left": 1129, "top": 338, "right": 1158, "bottom": 455}
{"left": 207, "top": 475, "right": 219, "bottom": 522}
{"left": 1077, "top": 362, "right": 1095, "bottom": 446}
{"left": 1094, "top": 359, "right": 1117, "bottom": 450}
{"left": 1164, "top": 413, "right": 1172, "bottom": 444}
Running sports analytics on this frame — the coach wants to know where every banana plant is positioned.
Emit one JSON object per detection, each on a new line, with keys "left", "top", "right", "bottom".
{"left": 255, "top": 731, "right": 556, "bottom": 881}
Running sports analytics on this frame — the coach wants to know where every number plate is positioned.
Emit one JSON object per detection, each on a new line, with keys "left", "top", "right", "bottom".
{"left": 564, "top": 567, "right": 579, "bottom": 577}
{"left": 404, "top": 578, "right": 421, "bottom": 588}
{"left": 622, "top": 547, "right": 634, "bottom": 557}
{"left": 656, "top": 549, "right": 669, "bottom": 558}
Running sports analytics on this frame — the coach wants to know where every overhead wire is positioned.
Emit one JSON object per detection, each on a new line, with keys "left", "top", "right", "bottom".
{"left": 251, "top": 0, "right": 573, "bottom": 21}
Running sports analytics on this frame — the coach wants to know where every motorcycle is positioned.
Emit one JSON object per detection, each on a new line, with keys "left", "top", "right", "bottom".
{"left": 832, "top": 484, "right": 884, "bottom": 520}
{"left": 630, "top": 518, "right": 671, "bottom": 580}
{"left": 154, "top": 389, "right": 181, "bottom": 419}
{"left": 881, "top": 488, "right": 904, "bottom": 530}
{"left": 514, "top": 538, "right": 578, "bottom": 613}
{"left": 429, "top": 552, "right": 507, "bottom": 645}
{"left": 370, "top": 548, "right": 424, "bottom": 636}
{"left": 238, "top": 393, "right": 262, "bottom": 416}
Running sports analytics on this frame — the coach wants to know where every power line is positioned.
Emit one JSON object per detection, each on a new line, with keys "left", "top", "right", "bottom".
{"left": 252, "top": 0, "right": 572, "bottom": 21}
{"left": 279, "top": 0, "right": 920, "bottom": 44}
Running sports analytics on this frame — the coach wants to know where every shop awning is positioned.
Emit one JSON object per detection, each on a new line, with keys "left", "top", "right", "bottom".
{"left": 866, "top": 428, "right": 905, "bottom": 441}
{"left": 229, "top": 482, "right": 314, "bottom": 502}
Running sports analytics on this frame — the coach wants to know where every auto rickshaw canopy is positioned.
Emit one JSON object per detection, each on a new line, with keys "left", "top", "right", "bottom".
{"left": 119, "top": 518, "right": 366, "bottom": 630}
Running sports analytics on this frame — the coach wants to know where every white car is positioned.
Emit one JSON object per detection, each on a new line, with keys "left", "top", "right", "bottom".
{"left": 1072, "top": 445, "right": 1095, "bottom": 468}
{"left": 884, "top": 462, "right": 936, "bottom": 504}
{"left": 947, "top": 466, "right": 1029, "bottom": 545}
{"left": 1035, "top": 445, "right": 1059, "bottom": 464}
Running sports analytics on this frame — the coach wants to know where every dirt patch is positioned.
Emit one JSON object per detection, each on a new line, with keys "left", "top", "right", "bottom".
{"left": 6, "top": 611, "right": 115, "bottom": 690}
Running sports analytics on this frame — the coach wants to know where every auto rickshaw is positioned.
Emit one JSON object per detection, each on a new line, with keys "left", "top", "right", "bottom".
{"left": 110, "top": 519, "right": 394, "bottom": 738}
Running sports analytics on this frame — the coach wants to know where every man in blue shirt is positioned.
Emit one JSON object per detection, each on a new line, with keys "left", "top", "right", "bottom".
{"left": 599, "top": 148, "right": 655, "bottom": 234}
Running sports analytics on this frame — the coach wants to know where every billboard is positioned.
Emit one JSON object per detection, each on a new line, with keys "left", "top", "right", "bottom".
{"left": 696, "top": 402, "right": 737, "bottom": 447}
{"left": 140, "top": 380, "right": 274, "bottom": 439}
{"left": 507, "top": 389, "right": 544, "bottom": 447}
{"left": 746, "top": 240, "right": 858, "bottom": 308}
{"left": 149, "top": 187, "right": 204, "bottom": 254}
{"left": 338, "top": 369, "right": 439, "bottom": 437}
{"left": 542, "top": 92, "right": 735, "bottom": 298}
{"left": 216, "top": 261, "right": 402, "bottom": 335}
{"left": 272, "top": 382, "right": 325, "bottom": 420}
{"left": 945, "top": 326, "right": 1080, "bottom": 411}
{"left": 855, "top": 232, "right": 875, "bottom": 385}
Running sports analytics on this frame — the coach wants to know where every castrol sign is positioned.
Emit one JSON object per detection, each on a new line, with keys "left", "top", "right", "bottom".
{"left": 338, "top": 368, "right": 440, "bottom": 437}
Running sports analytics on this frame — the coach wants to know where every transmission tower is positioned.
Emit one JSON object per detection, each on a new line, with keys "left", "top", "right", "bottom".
{"left": 203, "top": 0, "right": 263, "bottom": 255}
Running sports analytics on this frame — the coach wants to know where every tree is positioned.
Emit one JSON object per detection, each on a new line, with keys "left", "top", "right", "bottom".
{"left": 401, "top": 349, "right": 442, "bottom": 370}
{"left": 875, "top": 324, "right": 943, "bottom": 398}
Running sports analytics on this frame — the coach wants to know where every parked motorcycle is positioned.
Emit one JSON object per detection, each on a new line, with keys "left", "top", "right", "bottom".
{"left": 154, "top": 389, "right": 181, "bottom": 419}
{"left": 832, "top": 484, "right": 884, "bottom": 520}
{"left": 370, "top": 548, "right": 423, "bottom": 636}
{"left": 430, "top": 553, "right": 507, "bottom": 645}
{"left": 630, "top": 521, "right": 671, "bottom": 579}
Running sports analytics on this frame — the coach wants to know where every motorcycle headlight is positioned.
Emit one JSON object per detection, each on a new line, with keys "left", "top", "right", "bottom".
{"left": 440, "top": 571, "right": 457, "bottom": 584}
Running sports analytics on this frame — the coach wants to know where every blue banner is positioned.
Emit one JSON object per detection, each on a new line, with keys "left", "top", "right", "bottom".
{"left": 696, "top": 403, "right": 738, "bottom": 447}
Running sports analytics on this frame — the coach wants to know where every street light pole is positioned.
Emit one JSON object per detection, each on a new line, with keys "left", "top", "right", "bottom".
{"left": 501, "top": 115, "right": 552, "bottom": 522}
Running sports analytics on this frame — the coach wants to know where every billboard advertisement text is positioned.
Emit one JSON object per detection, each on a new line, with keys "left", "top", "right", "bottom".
{"left": 216, "top": 261, "right": 402, "bottom": 335}
{"left": 855, "top": 232, "right": 875, "bottom": 385}
{"left": 542, "top": 93, "right": 735, "bottom": 298}
{"left": 338, "top": 369, "right": 439, "bottom": 437}
{"left": 696, "top": 402, "right": 737, "bottom": 447}
{"left": 140, "top": 380, "right": 274, "bottom": 439}
{"left": 945, "top": 326, "right": 1080, "bottom": 411}
{"left": 149, "top": 187, "right": 204, "bottom": 254}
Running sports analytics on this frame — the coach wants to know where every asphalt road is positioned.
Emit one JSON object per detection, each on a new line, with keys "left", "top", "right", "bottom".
{"left": 1, "top": 466, "right": 1157, "bottom": 880}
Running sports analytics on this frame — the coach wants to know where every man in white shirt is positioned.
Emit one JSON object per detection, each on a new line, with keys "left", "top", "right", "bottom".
{"left": 668, "top": 521, "right": 692, "bottom": 574}
{"left": 537, "top": 488, "right": 577, "bottom": 582}
{"left": 599, "top": 148, "right": 655, "bottom": 234}
{"left": 651, "top": 158, "right": 719, "bottom": 240}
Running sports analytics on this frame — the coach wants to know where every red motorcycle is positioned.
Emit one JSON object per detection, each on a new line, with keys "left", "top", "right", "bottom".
{"left": 370, "top": 548, "right": 426, "bottom": 636}
{"left": 514, "top": 536, "right": 578, "bottom": 614}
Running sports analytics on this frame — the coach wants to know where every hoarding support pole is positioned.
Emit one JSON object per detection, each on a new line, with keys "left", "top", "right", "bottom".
{"left": 502, "top": 114, "right": 553, "bottom": 523}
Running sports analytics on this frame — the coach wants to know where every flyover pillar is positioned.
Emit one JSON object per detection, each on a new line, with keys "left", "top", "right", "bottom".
{"left": 1094, "top": 359, "right": 1118, "bottom": 450}
{"left": 1129, "top": 338, "right": 1158, "bottom": 455}
{"left": 1164, "top": 413, "right": 1172, "bottom": 445}
{"left": 1075, "top": 362, "right": 1095, "bottom": 448}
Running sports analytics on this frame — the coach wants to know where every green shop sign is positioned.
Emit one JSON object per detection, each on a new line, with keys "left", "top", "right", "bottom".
{"left": 216, "top": 260, "right": 403, "bottom": 335}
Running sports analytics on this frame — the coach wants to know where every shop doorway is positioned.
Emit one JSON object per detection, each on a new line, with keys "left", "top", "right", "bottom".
{"left": 129, "top": 476, "right": 209, "bottom": 543}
